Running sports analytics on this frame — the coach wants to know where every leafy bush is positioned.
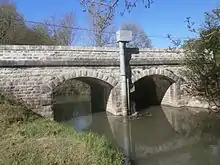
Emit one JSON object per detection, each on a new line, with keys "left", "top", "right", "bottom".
{"left": 183, "top": 8, "right": 220, "bottom": 110}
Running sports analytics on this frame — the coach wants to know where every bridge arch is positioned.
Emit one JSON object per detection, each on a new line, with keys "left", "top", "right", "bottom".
{"left": 132, "top": 68, "right": 180, "bottom": 83}
{"left": 131, "top": 69, "right": 182, "bottom": 111}
{"left": 42, "top": 70, "right": 118, "bottom": 120}
{"left": 48, "top": 70, "right": 118, "bottom": 89}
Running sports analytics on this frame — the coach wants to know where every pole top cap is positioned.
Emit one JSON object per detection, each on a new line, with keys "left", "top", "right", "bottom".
{"left": 116, "top": 30, "right": 132, "bottom": 43}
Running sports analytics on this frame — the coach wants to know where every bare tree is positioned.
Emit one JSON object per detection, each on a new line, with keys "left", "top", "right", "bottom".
{"left": 54, "top": 12, "right": 77, "bottom": 45}
{"left": 86, "top": 0, "right": 116, "bottom": 46}
{"left": 35, "top": 12, "right": 77, "bottom": 46}
{"left": 120, "top": 22, "right": 152, "bottom": 48}
{"left": 80, "top": 0, "right": 153, "bottom": 16}
{"left": 81, "top": 0, "right": 153, "bottom": 47}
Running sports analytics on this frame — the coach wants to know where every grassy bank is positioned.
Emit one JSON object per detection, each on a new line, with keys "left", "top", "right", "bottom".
{"left": 0, "top": 101, "right": 125, "bottom": 165}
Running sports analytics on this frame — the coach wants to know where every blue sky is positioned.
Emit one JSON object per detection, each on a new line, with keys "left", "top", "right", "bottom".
{"left": 14, "top": 0, "right": 219, "bottom": 48}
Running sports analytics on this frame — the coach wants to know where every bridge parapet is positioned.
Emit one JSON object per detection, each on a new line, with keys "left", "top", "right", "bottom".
{"left": 0, "top": 45, "right": 184, "bottom": 67}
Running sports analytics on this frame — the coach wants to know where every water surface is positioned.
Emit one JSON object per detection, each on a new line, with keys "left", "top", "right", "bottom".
{"left": 54, "top": 97, "right": 220, "bottom": 165}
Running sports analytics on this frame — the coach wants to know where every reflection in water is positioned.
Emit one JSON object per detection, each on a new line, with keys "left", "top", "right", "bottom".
{"left": 65, "top": 115, "right": 92, "bottom": 132}
{"left": 53, "top": 97, "right": 220, "bottom": 165}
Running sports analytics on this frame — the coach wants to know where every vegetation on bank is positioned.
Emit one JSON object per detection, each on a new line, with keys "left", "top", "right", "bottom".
{"left": 0, "top": 98, "right": 125, "bottom": 165}
{"left": 179, "top": 8, "right": 220, "bottom": 111}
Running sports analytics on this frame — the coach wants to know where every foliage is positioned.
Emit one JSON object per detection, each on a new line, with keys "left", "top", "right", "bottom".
{"left": 0, "top": 2, "right": 56, "bottom": 45}
{"left": 183, "top": 8, "right": 220, "bottom": 110}
{"left": 0, "top": 2, "right": 76, "bottom": 45}
{"left": 0, "top": 99, "right": 125, "bottom": 165}
{"left": 120, "top": 22, "right": 152, "bottom": 48}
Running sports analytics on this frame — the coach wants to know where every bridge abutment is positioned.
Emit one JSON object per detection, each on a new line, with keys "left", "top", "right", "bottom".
{"left": 106, "top": 84, "right": 124, "bottom": 115}
{"left": 162, "top": 79, "right": 182, "bottom": 107}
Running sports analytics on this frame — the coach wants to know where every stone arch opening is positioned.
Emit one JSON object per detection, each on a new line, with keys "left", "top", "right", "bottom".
{"left": 131, "top": 69, "right": 180, "bottom": 111}
{"left": 50, "top": 71, "right": 115, "bottom": 122}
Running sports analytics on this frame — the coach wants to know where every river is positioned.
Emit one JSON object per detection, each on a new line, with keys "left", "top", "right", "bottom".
{"left": 53, "top": 96, "right": 220, "bottom": 165}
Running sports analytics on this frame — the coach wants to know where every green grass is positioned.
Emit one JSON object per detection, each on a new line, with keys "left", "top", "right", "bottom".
{"left": 0, "top": 101, "right": 125, "bottom": 165}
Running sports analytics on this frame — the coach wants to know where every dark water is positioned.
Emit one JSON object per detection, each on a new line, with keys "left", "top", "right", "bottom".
{"left": 54, "top": 98, "right": 220, "bottom": 165}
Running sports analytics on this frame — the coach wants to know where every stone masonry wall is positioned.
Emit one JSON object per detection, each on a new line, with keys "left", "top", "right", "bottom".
{"left": 0, "top": 45, "right": 184, "bottom": 66}
{"left": 0, "top": 67, "right": 119, "bottom": 117}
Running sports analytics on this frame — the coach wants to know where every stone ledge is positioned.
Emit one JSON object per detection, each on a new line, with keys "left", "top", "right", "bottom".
{"left": 0, "top": 59, "right": 184, "bottom": 67}
{"left": 0, "top": 45, "right": 119, "bottom": 51}
{"left": 0, "top": 45, "right": 184, "bottom": 53}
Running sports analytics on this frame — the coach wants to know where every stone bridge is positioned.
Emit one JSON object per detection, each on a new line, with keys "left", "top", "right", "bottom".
{"left": 0, "top": 45, "right": 191, "bottom": 118}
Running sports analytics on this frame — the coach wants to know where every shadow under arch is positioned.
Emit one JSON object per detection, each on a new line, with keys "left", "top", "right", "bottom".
{"left": 131, "top": 69, "right": 181, "bottom": 111}
{"left": 50, "top": 72, "right": 115, "bottom": 122}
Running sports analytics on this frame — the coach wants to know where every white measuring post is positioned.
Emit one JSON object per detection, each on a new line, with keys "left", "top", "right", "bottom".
{"left": 116, "top": 30, "right": 132, "bottom": 116}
